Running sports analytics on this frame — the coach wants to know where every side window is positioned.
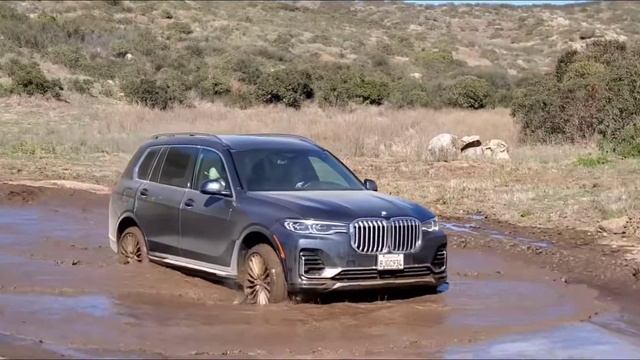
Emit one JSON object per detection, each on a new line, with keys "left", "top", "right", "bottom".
{"left": 194, "top": 149, "right": 230, "bottom": 191}
{"left": 158, "top": 147, "right": 199, "bottom": 188}
{"left": 309, "top": 156, "right": 350, "bottom": 187}
{"left": 136, "top": 147, "right": 161, "bottom": 181}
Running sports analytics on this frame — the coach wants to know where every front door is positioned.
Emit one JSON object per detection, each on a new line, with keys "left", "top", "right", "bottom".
{"left": 180, "top": 148, "right": 236, "bottom": 267}
{"left": 135, "top": 146, "right": 199, "bottom": 256}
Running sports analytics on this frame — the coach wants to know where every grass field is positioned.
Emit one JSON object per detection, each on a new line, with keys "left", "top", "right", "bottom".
{"left": 1, "top": 95, "right": 638, "bottom": 233}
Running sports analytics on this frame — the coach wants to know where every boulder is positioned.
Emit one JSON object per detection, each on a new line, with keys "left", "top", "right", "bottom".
{"left": 428, "top": 133, "right": 459, "bottom": 161}
{"left": 598, "top": 216, "right": 629, "bottom": 235}
{"left": 460, "top": 135, "right": 482, "bottom": 151}
{"left": 461, "top": 146, "right": 484, "bottom": 160}
{"left": 483, "top": 139, "right": 510, "bottom": 160}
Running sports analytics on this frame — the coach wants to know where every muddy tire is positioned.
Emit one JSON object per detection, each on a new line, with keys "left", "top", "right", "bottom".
{"left": 118, "top": 226, "right": 148, "bottom": 264}
{"left": 241, "top": 244, "right": 288, "bottom": 305}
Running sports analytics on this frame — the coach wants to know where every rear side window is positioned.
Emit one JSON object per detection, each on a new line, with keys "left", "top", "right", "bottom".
{"left": 158, "top": 146, "right": 199, "bottom": 188}
{"left": 136, "top": 147, "right": 161, "bottom": 181}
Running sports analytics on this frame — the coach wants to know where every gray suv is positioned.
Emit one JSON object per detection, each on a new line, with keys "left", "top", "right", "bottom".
{"left": 109, "top": 133, "right": 447, "bottom": 304}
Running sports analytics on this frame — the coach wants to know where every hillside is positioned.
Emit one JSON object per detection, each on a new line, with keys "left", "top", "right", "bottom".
{"left": 1, "top": 0, "right": 639, "bottom": 109}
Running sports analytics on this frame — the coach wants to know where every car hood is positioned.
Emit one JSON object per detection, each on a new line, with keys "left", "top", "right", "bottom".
{"left": 245, "top": 190, "right": 435, "bottom": 223}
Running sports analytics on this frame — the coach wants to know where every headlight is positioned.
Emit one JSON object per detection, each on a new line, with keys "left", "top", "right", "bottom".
{"left": 282, "top": 219, "right": 348, "bottom": 235}
{"left": 422, "top": 217, "right": 439, "bottom": 232}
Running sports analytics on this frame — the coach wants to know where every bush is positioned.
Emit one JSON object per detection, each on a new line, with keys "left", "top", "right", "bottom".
{"left": 229, "top": 56, "right": 263, "bottom": 85}
{"left": 121, "top": 77, "right": 183, "bottom": 110}
{"left": 254, "top": 68, "right": 313, "bottom": 109}
{"left": 575, "top": 153, "right": 610, "bottom": 167}
{"left": 66, "top": 77, "right": 94, "bottom": 95}
{"left": 4, "top": 59, "right": 63, "bottom": 99}
{"left": 512, "top": 40, "right": 640, "bottom": 156}
{"left": 446, "top": 76, "right": 491, "bottom": 109}
{"left": 197, "top": 75, "right": 231, "bottom": 102}
{"left": 110, "top": 40, "right": 131, "bottom": 58}
{"left": 387, "top": 79, "right": 433, "bottom": 108}
{"left": 315, "top": 68, "right": 390, "bottom": 107}
{"left": 49, "top": 45, "right": 88, "bottom": 70}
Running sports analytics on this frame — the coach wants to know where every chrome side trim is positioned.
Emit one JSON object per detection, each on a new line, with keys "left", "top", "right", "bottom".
{"left": 148, "top": 252, "right": 237, "bottom": 278}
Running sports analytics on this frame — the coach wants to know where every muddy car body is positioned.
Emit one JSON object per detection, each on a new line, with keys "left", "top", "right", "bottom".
{"left": 109, "top": 133, "right": 447, "bottom": 304}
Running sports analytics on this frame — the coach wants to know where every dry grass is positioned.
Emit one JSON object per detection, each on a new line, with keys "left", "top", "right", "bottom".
{"left": 0, "top": 95, "right": 517, "bottom": 160}
{"left": 0, "top": 95, "right": 638, "bottom": 233}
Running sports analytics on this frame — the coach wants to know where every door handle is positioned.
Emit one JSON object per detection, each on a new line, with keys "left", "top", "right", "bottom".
{"left": 184, "top": 199, "right": 195, "bottom": 208}
{"left": 139, "top": 188, "right": 149, "bottom": 197}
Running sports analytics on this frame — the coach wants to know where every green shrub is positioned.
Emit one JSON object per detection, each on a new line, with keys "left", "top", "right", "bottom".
{"left": 110, "top": 40, "right": 131, "bottom": 58}
{"left": 121, "top": 77, "right": 183, "bottom": 110}
{"left": 600, "top": 121, "right": 640, "bottom": 158}
{"left": 229, "top": 56, "right": 263, "bottom": 85}
{"left": 254, "top": 68, "right": 313, "bottom": 109}
{"left": 315, "top": 68, "right": 390, "bottom": 107}
{"left": 4, "top": 59, "right": 63, "bottom": 99}
{"left": 347, "top": 74, "right": 389, "bottom": 105}
{"left": 512, "top": 40, "right": 640, "bottom": 156}
{"left": 197, "top": 75, "right": 231, "bottom": 102}
{"left": 49, "top": 45, "right": 88, "bottom": 70}
{"left": 575, "top": 153, "right": 610, "bottom": 167}
{"left": 66, "top": 77, "right": 94, "bottom": 95}
{"left": 446, "top": 75, "right": 491, "bottom": 109}
{"left": 387, "top": 79, "right": 433, "bottom": 108}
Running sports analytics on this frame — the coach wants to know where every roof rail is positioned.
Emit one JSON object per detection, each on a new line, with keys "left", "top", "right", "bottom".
{"left": 246, "top": 133, "right": 316, "bottom": 144}
{"left": 151, "top": 132, "right": 220, "bottom": 140}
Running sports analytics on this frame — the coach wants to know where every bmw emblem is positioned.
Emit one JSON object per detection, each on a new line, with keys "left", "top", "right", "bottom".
{"left": 381, "top": 211, "right": 387, "bottom": 216}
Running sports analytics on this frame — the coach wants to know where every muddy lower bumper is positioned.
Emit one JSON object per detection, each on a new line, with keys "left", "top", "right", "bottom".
{"left": 290, "top": 270, "right": 447, "bottom": 292}
{"left": 276, "top": 227, "right": 448, "bottom": 293}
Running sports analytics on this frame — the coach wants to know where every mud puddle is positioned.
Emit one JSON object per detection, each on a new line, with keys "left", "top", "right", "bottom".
{"left": 445, "top": 318, "right": 640, "bottom": 359}
{"left": 0, "top": 183, "right": 639, "bottom": 358}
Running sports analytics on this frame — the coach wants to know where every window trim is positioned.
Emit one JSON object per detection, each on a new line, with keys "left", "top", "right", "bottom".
{"left": 140, "top": 145, "right": 236, "bottom": 199}
{"left": 133, "top": 145, "right": 163, "bottom": 181}
{"left": 191, "top": 148, "right": 232, "bottom": 193}
{"left": 156, "top": 146, "right": 200, "bottom": 189}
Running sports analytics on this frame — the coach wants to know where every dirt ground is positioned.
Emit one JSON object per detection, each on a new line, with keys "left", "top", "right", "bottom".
{"left": 0, "top": 183, "right": 640, "bottom": 358}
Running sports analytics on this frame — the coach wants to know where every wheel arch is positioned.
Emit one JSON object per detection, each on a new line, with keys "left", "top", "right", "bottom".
{"left": 234, "top": 225, "right": 287, "bottom": 281}
{"left": 116, "top": 212, "right": 145, "bottom": 245}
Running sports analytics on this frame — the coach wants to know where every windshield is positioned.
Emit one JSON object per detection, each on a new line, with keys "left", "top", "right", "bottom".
{"left": 232, "top": 148, "right": 365, "bottom": 191}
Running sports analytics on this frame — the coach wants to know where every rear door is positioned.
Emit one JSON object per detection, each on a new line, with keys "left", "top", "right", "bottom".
{"left": 179, "top": 148, "right": 236, "bottom": 267}
{"left": 134, "top": 146, "right": 199, "bottom": 256}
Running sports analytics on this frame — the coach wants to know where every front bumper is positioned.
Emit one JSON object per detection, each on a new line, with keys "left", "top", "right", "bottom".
{"left": 275, "top": 227, "right": 448, "bottom": 293}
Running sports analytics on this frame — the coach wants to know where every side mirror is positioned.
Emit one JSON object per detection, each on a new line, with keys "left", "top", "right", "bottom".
{"left": 200, "top": 179, "right": 232, "bottom": 197}
{"left": 364, "top": 179, "right": 378, "bottom": 191}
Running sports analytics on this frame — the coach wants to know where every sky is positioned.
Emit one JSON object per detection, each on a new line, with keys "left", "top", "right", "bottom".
{"left": 406, "top": 1, "right": 588, "bottom": 6}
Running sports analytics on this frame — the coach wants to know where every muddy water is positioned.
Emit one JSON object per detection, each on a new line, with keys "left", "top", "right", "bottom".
{"left": 0, "top": 184, "right": 639, "bottom": 358}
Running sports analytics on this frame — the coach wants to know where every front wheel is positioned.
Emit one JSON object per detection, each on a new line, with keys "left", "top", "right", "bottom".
{"left": 242, "top": 244, "right": 288, "bottom": 305}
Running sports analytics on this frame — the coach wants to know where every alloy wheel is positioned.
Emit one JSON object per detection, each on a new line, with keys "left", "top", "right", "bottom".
{"left": 244, "top": 253, "right": 272, "bottom": 305}
{"left": 119, "top": 232, "right": 143, "bottom": 263}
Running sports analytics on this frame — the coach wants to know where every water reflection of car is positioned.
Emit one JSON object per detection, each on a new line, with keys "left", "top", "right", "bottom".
{"left": 109, "top": 133, "right": 447, "bottom": 304}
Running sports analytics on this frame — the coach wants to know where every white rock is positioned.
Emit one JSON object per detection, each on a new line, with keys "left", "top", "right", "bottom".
{"left": 483, "top": 139, "right": 510, "bottom": 161}
{"left": 460, "top": 135, "right": 481, "bottom": 150}
{"left": 125, "top": 53, "right": 134, "bottom": 61}
{"left": 428, "top": 133, "right": 459, "bottom": 161}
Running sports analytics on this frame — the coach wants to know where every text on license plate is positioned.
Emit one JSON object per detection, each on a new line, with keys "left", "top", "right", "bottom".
{"left": 377, "top": 253, "right": 404, "bottom": 270}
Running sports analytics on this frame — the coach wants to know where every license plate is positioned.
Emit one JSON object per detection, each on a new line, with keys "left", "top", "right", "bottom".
{"left": 377, "top": 253, "right": 404, "bottom": 270}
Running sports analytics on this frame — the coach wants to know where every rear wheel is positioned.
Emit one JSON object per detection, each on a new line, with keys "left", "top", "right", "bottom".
{"left": 242, "top": 244, "right": 287, "bottom": 305}
{"left": 118, "top": 226, "right": 148, "bottom": 264}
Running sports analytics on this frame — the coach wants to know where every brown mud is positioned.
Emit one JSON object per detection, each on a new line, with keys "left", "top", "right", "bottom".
{"left": 0, "top": 183, "right": 639, "bottom": 358}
